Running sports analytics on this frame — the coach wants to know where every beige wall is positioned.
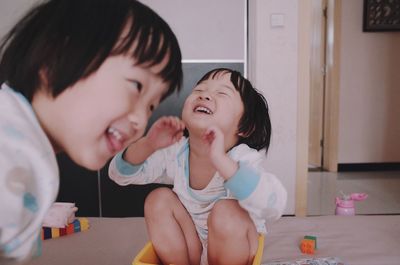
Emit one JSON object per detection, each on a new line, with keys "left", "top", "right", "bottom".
{"left": 338, "top": 0, "right": 400, "bottom": 163}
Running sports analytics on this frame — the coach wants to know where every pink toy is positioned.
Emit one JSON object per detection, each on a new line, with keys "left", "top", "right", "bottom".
{"left": 335, "top": 192, "right": 368, "bottom": 216}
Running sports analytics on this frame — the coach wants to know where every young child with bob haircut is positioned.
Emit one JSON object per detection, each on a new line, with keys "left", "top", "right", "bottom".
{"left": 0, "top": 0, "right": 182, "bottom": 262}
{"left": 109, "top": 68, "right": 287, "bottom": 265}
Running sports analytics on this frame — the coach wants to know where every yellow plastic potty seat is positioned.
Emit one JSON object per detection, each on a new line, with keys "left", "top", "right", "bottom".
{"left": 132, "top": 234, "right": 264, "bottom": 265}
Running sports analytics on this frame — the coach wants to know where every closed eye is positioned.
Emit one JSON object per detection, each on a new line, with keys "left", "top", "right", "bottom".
{"left": 127, "top": 79, "right": 143, "bottom": 92}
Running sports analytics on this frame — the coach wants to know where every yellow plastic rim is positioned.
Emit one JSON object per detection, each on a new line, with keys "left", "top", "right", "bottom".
{"left": 132, "top": 234, "right": 265, "bottom": 265}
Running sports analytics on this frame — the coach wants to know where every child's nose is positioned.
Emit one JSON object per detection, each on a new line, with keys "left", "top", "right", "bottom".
{"left": 199, "top": 93, "right": 212, "bottom": 101}
{"left": 127, "top": 109, "right": 147, "bottom": 136}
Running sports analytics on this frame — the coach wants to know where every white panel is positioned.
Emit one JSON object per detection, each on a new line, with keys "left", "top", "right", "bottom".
{"left": 0, "top": 0, "right": 38, "bottom": 39}
{"left": 249, "top": 0, "right": 299, "bottom": 215}
{"left": 1, "top": 0, "right": 246, "bottom": 61}
{"left": 140, "top": 0, "right": 245, "bottom": 60}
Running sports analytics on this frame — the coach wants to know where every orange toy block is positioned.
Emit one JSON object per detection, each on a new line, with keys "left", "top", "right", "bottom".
{"left": 66, "top": 223, "right": 75, "bottom": 235}
{"left": 300, "top": 239, "right": 316, "bottom": 254}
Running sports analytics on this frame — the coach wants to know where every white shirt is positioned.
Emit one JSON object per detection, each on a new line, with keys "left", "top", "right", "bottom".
{"left": 109, "top": 137, "right": 287, "bottom": 239}
{"left": 0, "top": 84, "right": 59, "bottom": 261}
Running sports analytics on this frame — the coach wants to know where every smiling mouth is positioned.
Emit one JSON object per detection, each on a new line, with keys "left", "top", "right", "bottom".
{"left": 194, "top": 106, "right": 213, "bottom": 115}
{"left": 106, "top": 127, "right": 125, "bottom": 153}
{"left": 107, "top": 127, "right": 123, "bottom": 140}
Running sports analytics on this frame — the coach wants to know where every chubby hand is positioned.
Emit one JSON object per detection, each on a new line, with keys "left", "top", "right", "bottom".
{"left": 203, "top": 126, "right": 226, "bottom": 163}
{"left": 203, "top": 126, "right": 239, "bottom": 179}
{"left": 146, "top": 116, "right": 185, "bottom": 151}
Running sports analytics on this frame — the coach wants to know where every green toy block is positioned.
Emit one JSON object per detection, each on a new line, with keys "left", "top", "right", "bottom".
{"left": 304, "top": 235, "right": 317, "bottom": 249}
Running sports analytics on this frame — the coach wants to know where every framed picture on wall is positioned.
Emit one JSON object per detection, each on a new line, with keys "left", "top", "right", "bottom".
{"left": 363, "top": 0, "right": 400, "bottom": 32}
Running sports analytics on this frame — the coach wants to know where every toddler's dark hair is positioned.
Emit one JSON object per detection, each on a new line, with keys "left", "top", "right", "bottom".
{"left": 197, "top": 68, "right": 272, "bottom": 152}
{"left": 0, "top": 0, "right": 182, "bottom": 102}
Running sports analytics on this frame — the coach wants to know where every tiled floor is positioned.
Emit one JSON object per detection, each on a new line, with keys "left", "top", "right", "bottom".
{"left": 307, "top": 170, "right": 400, "bottom": 216}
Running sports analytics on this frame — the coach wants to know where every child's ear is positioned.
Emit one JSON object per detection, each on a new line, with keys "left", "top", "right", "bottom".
{"left": 238, "top": 131, "right": 251, "bottom": 139}
{"left": 238, "top": 126, "right": 255, "bottom": 138}
{"left": 238, "top": 132, "right": 246, "bottom": 137}
{"left": 39, "top": 68, "right": 49, "bottom": 89}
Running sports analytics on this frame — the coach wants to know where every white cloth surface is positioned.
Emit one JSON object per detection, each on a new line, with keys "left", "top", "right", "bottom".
{"left": 42, "top": 203, "right": 78, "bottom": 228}
{"left": 0, "top": 84, "right": 59, "bottom": 261}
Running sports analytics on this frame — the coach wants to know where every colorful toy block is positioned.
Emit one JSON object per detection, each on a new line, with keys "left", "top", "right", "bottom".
{"left": 51, "top": 227, "right": 60, "bottom": 238}
{"left": 304, "top": 235, "right": 317, "bottom": 248}
{"left": 41, "top": 218, "right": 89, "bottom": 240}
{"left": 78, "top": 218, "right": 90, "bottom": 230}
{"left": 300, "top": 239, "right": 315, "bottom": 254}
{"left": 300, "top": 235, "right": 317, "bottom": 254}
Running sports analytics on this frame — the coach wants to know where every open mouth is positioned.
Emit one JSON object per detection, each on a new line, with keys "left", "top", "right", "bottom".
{"left": 106, "top": 127, "right": 125, "bottom": 153}
{"left": 194, "top": 106, "right": 213, "bottom": 115}
{"left": 107, "top": 127, "right": 123, "bottom": 140}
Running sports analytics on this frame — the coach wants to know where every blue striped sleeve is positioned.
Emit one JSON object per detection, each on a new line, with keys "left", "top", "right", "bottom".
{"left": 224, "top": 162, "right": 260, "bottom": 200}
{"left": 115, "top": 151, "right": 143, "bottom": 176}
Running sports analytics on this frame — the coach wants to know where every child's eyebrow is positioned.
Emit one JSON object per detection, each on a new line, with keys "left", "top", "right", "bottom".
{"left": 221, "top": 84, "right": 235, "bottom": 92}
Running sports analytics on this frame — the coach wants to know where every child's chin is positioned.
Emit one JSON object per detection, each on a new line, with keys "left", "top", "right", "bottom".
{"left": 190, "top": 123, "right": 212, "bottom": 132}
{"left": 73, "top": 155, "right": 107, "bottom": 171}
{"left": 84, "top": 163, "right": 104, "bottom": 171}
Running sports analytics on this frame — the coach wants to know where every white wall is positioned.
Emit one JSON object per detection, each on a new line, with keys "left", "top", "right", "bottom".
{"left": 141, "top": 0, "right": 245, "bottom": 61}
{"left": 338, "top": 0, "right": 400, "bottom": 163}
{"left": 0, "top": 0, "right": 38, "bottom": 39}
{"left": 1, "top": 0, "right": 245, "bottom": 61}
{"left": 249, "top": 0, "right": 299, "bottom": 214}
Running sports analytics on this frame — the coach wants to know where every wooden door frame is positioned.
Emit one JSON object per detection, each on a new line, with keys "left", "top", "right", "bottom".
{"left": 296, "top": 0, "right": 312, "bottom": 217}
{"left": 296, "top": 0, "right": 341, "bottom": 216}
{"left": 308, "top": 0, "right": 327, "bottom": 169}
{"left": 322, "top": 0, "right": 341, "bottom": 172}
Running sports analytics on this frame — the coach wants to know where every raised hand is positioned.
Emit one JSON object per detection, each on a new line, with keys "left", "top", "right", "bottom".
{"left": 146, "top": 116, "right": 186, "bottom": 151}
{"left": 203, "top": 126, "right": 226, "bottom": 164}
{"left": 203, "top": 126, "right": 239, "bottom": 180}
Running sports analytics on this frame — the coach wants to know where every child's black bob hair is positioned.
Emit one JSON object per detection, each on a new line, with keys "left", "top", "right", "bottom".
{"left": 197, "top": 68, "right": 272, "bottom": 153}
{"left": 0, "top": 0, "right": 182, "bottom": 102}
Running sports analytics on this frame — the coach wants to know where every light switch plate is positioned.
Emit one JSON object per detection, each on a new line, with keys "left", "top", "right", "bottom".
{"left": 270, "top": 13, "right": 285, "bottom": 28}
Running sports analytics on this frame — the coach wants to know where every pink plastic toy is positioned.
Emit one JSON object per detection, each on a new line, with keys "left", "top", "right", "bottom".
{"left": 335, "top": 192, "right": 368, "bottom": 216}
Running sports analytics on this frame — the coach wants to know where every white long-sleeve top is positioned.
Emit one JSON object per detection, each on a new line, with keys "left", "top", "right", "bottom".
{"left": 109, "top": 137, "right": 287, "bottom": 237}
{"left": 0, "top": 84, "right": 59, "bottom": 261}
